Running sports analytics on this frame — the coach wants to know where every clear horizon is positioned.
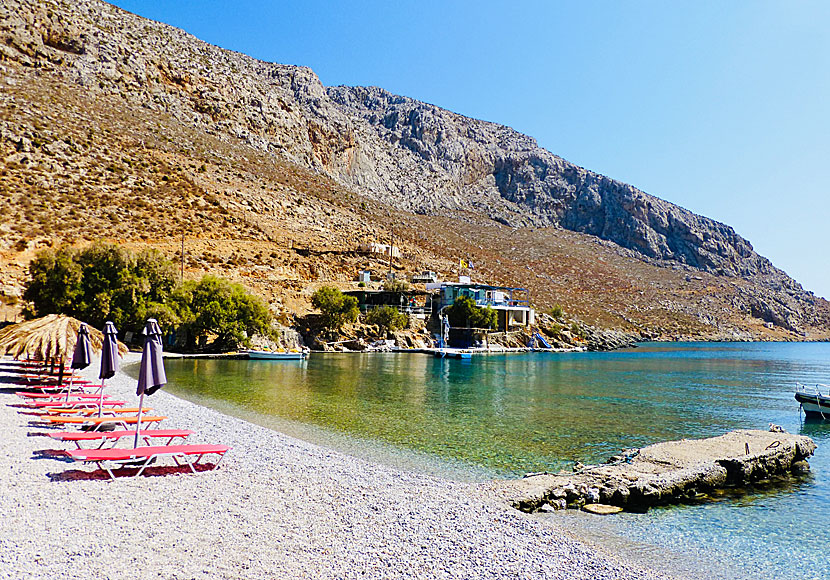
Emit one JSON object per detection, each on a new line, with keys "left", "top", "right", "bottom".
{"left": 110, "top": 0, "right": 830, "bottom": 298}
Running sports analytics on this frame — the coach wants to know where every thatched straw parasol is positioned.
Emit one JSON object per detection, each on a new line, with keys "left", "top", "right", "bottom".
{"left": 0, "top": 314, "right": 129, "bottom": 361}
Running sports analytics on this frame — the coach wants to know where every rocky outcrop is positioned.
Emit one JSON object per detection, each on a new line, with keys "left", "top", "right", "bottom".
{"left": 0, "top": 0, "right": 824, "bottom": 333}
{"left": 502, "top": 429, "right": 816, "bottom": 513}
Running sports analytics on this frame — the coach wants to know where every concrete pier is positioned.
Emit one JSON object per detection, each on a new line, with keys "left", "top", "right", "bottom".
{"left": 501, "top": 429, "right": 816, "bottom": 513}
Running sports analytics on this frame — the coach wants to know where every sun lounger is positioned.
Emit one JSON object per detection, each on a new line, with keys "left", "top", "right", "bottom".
{"left": 67, "top": 444, "right": 230, "bottom": 478}
{"left": 49, "top": 429, "right": 195, "bottom": 449}
{"left": 37, "top": 415, "right": 167, "bottom": 430}
{"left": 42, "top": 405, "right": 144, "bottom": 416}
{"left": 16, "top": 392, "right": 108, "bottom": 400}
{"left": 21, "top": 399, "right": 124, "bottom": 409}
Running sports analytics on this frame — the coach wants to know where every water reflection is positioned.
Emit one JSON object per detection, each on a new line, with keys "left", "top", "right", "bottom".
{"left": 158, "top": 343, "right": 830, "bottom": 580}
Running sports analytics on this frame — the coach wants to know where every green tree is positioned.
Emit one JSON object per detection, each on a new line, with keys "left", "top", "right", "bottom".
{"left": 365, "top": 306, "right": 409, "bottom": 333}
{"left": 23, "top": 242, "right": 179, "bottom": 333}
{"left": 22, "top": 246, "right": 83, "bottom": 318}
{"left": 172, "top": 275, "right": 272, "bottom": 350}
{"left": 311, "top": 286, "right": 359, "bottom": 330}
{"left": 445, "top": 296, "right": 497, "bottom": 329}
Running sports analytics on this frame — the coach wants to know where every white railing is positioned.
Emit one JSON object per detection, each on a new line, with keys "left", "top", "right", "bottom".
{"left": 796, "top": 382, "right": 830, "bottom": 397}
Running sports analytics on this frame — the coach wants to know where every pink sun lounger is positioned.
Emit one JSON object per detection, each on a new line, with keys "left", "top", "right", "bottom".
{"left": 49, "top": 429, "right": 195, "bottom": 449}
{"left": 67, "top": 444, "right": 230, "bottom": 479}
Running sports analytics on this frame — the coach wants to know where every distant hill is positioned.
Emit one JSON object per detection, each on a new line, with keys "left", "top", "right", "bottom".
{"left": 1, "top": 0, "right": 828, "bottom": 340}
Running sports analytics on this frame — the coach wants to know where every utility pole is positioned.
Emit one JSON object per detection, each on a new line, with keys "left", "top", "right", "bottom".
{"left": 180, "top": 232, "right": 185, "bottom": 283}
{"left": 387, "top": 230, "right": 393, "bottom": 280}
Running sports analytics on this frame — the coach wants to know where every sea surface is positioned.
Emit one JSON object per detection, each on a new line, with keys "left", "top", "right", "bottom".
{"left": 161, "top": 343, "right": 830, "bottom": 580}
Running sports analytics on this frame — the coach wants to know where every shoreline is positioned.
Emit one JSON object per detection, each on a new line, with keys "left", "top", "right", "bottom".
{"left": 0, "top": 354, "right": 678, "bottom": 579}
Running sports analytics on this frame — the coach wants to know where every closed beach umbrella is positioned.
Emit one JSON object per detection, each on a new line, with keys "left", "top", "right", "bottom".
{"left": 65, "top": 323, "right": 92, "bottom": 401}
{"left": 99, "top": 322, "right": 120, "bottom": 381}
{"left": 71, "top": 324, "right": 92, "bottom": 370}
{"left": 96, "top": 321, "right": 121, "bottom": 417}
{"left": 134, "top": 319, "right": 166, "bottom": 447}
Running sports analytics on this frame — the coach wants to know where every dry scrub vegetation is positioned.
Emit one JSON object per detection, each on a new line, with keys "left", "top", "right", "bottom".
{"left": 0, "top": 64, "right": 827, "bottom": 340}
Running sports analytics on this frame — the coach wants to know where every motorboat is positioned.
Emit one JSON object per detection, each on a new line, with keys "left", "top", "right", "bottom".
{"left": 795, "top": 383, "right": 830, "bottom": 419}
{"left": 244, "top": 349, "right": 308, "bottom": 360}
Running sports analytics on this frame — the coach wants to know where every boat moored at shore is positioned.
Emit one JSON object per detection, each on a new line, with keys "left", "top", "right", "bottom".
{"left": 244, "top": 349, "right": 308, "bottom": 360}
{"left": 796, "top": 383, "right": 830, "bottom": 419}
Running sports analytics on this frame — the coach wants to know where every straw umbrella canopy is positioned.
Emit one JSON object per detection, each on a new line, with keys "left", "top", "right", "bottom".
{"left": 0, "top": 314, "right": 128, "bottom": 361}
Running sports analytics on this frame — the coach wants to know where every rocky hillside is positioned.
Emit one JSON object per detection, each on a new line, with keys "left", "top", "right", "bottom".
{"left": 1, "top": 0, "right": 828, "bottom": 339}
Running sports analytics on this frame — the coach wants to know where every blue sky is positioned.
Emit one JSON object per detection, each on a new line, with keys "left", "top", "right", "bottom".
{"left": 111, "top": 1, "right": 830, "bottom": 297}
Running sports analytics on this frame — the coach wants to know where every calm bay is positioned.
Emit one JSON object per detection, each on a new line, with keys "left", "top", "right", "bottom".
{"left": 162, "top": 343, "right": 830, "bottom": 579}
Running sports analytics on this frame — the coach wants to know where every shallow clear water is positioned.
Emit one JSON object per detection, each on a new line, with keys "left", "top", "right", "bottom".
{"left": 162, "top": 342, "right": 830, "bottom": 579}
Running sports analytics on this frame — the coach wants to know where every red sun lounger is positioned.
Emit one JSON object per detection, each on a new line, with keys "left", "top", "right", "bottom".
{"left": 67, "top": 444, "right": 230, "bottom": 479}
{"left": 49, "top": 429, "right": 195, "bottom": 449}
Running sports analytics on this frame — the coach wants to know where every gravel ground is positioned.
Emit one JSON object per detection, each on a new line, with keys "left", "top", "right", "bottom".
{"left": 0, "top": 355, "right": 678, "bottom": 580}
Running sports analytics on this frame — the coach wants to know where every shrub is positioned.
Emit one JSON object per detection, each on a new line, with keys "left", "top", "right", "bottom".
{"left": 445, "top": 296, "right": 497, "bottom": 330}
{"left": 365, "top": 306, "right": 408, "bottom": 333}
{"left": 23, "top": 242, "right": 177, "bottom": 333}
{"left": 550, "top": 304, "right": 564, "bottom": 319}
{"left": 382, "top": 279, "right": 409, "bottom": 293}
{"left": 171, "top": 275, "right": 273, "bottom": 350}
{"left": 311, "top": 286, "right": 359, "bottom": 330}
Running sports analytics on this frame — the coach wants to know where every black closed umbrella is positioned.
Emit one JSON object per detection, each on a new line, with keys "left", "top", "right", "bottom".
{"left": 134, "top": 319, "right": 166, "bottom": 447}
{"left": 66, "top": 324, "right": 92, "bottom": 402}
{"left": 96, "top": 322, "right": 121, "bottom": 417}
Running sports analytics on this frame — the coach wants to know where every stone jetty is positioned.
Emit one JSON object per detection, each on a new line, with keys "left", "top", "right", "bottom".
{"left": 502, "top": 429, "right": 816, "bottom": 513}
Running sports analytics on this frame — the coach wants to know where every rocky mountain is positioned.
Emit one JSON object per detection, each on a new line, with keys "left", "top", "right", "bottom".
{"left": 1, "top": 0, "right": 828, "bottom": 338}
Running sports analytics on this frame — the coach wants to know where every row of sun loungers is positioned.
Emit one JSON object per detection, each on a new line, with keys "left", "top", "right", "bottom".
{"left": 9, "top": 359, "right": 230, "bottom": 479}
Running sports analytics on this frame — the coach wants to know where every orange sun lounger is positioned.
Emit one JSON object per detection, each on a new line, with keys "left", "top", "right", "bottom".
{"left": 49, "top": 429, "right": 195, "bottom": 449}
{"left": 67, "top": 444, "right": 230, "bottom": 479}
{"left": 37, "top": 415, "right": 167, "bottom": 430}
{"left": 43, "top": 407, "right": 150, "bottom": 416}
{"left": 22, "top": 399, "right": 125, "bottom": 409}
{"left": 16, "top": 392, "right": 109, "bottom": 400}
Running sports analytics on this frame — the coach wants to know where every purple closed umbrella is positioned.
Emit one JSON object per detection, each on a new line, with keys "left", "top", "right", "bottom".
{"left": 71, "top": 324, "right": 92, "bottom": 370}
{"left": 96, "top": 322, "right": 120, "bottom": 417}
{"left": 66, "top": 323, "right": 92, "bottom": 401}
{"left": 134, "top": 319, "right": 166, "bottom": 447}
{"left": 99, "top": 322, "right": 120, "bottom": 381}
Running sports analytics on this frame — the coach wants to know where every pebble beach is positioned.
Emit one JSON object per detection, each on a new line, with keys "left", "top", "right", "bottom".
{"left": 0, "top": 354, "right": 676, "bottom": 580}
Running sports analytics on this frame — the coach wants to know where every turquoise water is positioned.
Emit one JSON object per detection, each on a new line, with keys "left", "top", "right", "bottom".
{"left": 161, "top": 343, "right": 830, "bottom": 579}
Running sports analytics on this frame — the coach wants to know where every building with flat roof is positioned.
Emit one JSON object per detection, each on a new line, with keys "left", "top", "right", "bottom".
{"left": 427, "top": 281, "right": 534, "bottom": 331}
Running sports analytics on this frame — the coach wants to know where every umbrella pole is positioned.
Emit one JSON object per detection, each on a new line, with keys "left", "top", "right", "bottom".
{"left": 64, "top": 373, "right": 74, "bottom": 403}
{"left": 98, "top": 378, "right": 106, "bottom": 418}
{"left": 133, "top": 393, "right": 144, "bottom": 448}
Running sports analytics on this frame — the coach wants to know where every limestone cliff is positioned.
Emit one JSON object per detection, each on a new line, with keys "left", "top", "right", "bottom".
{"left": 0, "top": 0, "right": 826, "bottom": 336}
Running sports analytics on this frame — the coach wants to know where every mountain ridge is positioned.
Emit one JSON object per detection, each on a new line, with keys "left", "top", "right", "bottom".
{"left": 1, "top": 0, "right": 827, "bottom": 338}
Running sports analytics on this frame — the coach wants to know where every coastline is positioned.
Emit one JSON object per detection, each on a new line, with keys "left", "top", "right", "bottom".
{"left": 0, "top": 354, "right": 678, "bottom": 580}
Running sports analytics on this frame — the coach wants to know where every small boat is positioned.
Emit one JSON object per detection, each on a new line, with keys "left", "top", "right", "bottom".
{"left": 434, "top": 349, "right": 472, "bottom": 360}
{"left": 244, "top": 349, "right": 308, "bottom": 360}
{"left": 795, "top": 383, "right": 830, "bottom": 419}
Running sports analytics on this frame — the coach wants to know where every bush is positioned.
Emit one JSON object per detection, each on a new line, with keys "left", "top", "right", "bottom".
{"left": 311, "top": 286, "right": 359, "bottom": 330}
{"left": 23, "top": 242, "right": 178, "bottom": 332}
{"left": 171, "top": 275, "right": 273, "bottom": 350}
{"left": 365, "top": 306, "right": 408, "bottom": 333}
{"left": 445, "top": 296, "right": 497, "bottom": 330}
{"left": 550, "top": 304, "right": 564, "bottom": 320}
{"left": 382, "top": 279, "right": 409, "bottom": 293}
